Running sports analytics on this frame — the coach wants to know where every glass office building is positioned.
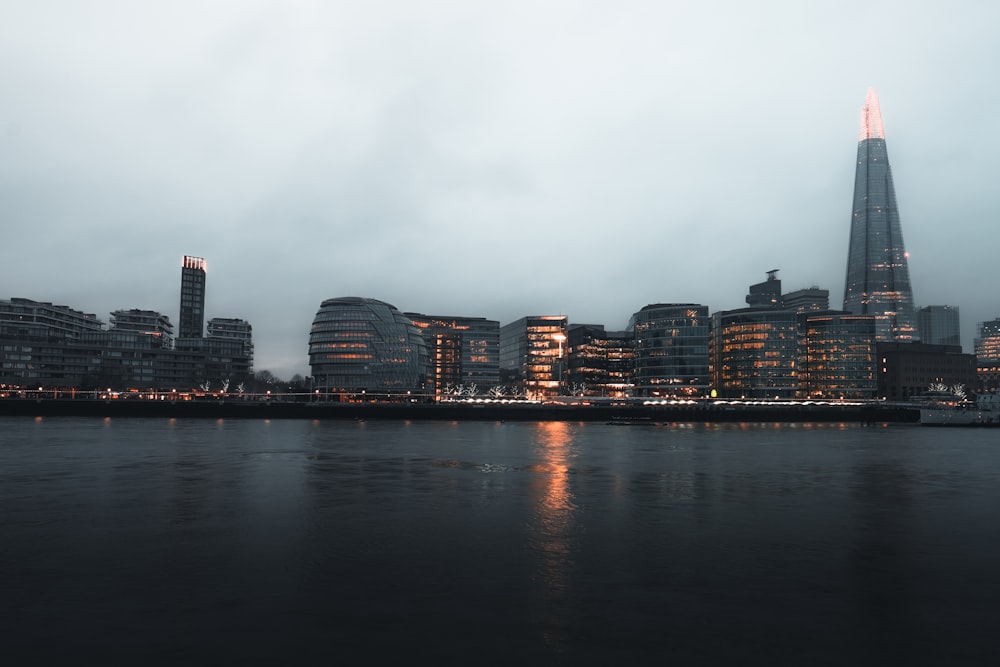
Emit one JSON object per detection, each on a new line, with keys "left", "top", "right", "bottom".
{"left": 309, "top": 297, "right": 428, "bottom": 393}
{"left": 628, "top": 304, "right": 709, "bottom": 397}
{"left": 797, "top": 312, "right": 877, "bottom": 399}
{"left": 565, "top": 324, "right": 635, "bottom": 398}
{"left": 843, "top": 90, "right": 917, "bottom": 342}
{"left": 918, "top": 305, "right": 961, "bottom": 348}
{"left": 710, "top": 308, "right": 799, "bottom": 399}
{"left": 499, "top": 315, "right": 568, "bottom": 398}
{"left": 406, "top": 314, "right": 500, "bottom": 397}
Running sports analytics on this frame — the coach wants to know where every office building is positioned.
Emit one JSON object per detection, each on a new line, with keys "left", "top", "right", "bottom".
{"left": 309, "top": 297, "right": 428, "bottom": 394}
{"left": 564, "top": 324, "right": 635, "bottom": 398}
{"left": 499, "top": 315, "right": 568, "bottom": 398}
{"left": 798, "top": 312, "right": 877, "bottom": 399}
{"left": 975, "top": 318, "right": 1000, "bottom": 391}
{"left": 710, "top": 307, "right": 799, "bottom": 399}
{"left": 877, "top": 342, "right": 976, "bottom": 401}
{"left": 918, "top": 305, "right": 961, "bottom": 348}
{"left": 628, "top": 304, "right": 709, "bottom": 397}
{"left": 843, "top": 90, "right": 918, "bottom": 342}
{"left": 406, "top": 314, "right": 500, "bottom": 397}
{"left": 783, "top": 287, "right": 830, "bottom": 314}
{"left": 178, "top": 255, "right": 207, "bottom": 339}
{"left": 746, "top": 270, "right": 782, "bottom": 308}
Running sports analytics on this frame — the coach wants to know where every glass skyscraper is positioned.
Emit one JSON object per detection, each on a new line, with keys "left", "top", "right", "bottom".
{"left": 843, "top": 89, "right": 917, "bottom": 342}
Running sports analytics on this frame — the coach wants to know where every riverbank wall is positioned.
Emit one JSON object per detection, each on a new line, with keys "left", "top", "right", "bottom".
{"left": 0, "top": 398, "right": 919, "bottom": 423}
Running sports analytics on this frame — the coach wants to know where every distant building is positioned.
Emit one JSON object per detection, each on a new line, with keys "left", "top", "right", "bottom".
{"left": 565, "top": 324, "right": 635, "bottom": 398}
{"left": 628, "top": 304, "right": 709, "bottom": 397}
{"left": 499, "top": 316, "right": 568, "bottom": 398}
{"left": 746, "top": 270, "right": 782, "bottom": 308}
{"left": 207, "top": 317, "right": 254, "bottom": 371}
{"left": 0, "top": 256, "right": 252, "bottom": 391}
{"left": 406, "top": 313, "right": 500, "bottom": 397}
{"left": 178, "top": 255, "right": 207, "bottom": 339}
{"left": 843, "top": 90, "right": 918, "bottom": 342}
{"left": 918, "top": 305, "right": 961, "bottom": 348}
{"left": 783, "top": 287, "right": 830, "bottom": 313}
{"left": 877, "top": 342, "right": 976, "bottom": 401}
{"left": 309, "top": 297, "right": 428, "bottom": 394}
{"left": 0, "top": 297, "right": 105, "bottom": 387}
{"left": 798, "top": 311, "right": 877, "bottom": 399}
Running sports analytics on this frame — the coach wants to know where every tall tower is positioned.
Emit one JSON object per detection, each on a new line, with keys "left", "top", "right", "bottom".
{"left": 843, "top": 89, "right": 917, "bottom": 342}
{"left": 179, "top": 255, "right": 207, "bottom": 339}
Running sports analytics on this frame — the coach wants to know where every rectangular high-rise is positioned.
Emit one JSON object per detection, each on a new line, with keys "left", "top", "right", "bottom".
{"left": 843, "top": 90, "right": 918, "bottom": 342}
{"left": 178, "top": 256, "right": 206, "bottom": 339}
{"left": 918, "top": 305, "right": 960, "bottom": 347}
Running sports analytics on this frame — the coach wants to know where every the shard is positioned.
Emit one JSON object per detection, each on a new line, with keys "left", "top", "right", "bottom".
{"left": 843, "top": 89, "right": 918, "bottom": 341}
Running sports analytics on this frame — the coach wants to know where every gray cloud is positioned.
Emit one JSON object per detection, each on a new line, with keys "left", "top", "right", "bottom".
{"left": 3, "top": 0, "right": 999, "bottom": 378}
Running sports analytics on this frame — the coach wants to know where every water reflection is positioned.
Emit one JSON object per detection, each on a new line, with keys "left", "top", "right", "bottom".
{"left": 528, "top": 421, "right": 577, "bottom": 648}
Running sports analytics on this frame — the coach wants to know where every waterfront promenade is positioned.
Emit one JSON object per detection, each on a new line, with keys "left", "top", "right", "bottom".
{"left": 0, "top": 397, "right": 919, "bottom": 423}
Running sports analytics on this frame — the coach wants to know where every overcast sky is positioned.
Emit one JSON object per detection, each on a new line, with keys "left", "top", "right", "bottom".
{"left": 3, "top": 0, "right": 999, "bottom": 379}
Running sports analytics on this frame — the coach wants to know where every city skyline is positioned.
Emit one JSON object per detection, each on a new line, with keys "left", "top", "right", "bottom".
{"left": 3, "top": 2, "right": 999, "bottom": 379}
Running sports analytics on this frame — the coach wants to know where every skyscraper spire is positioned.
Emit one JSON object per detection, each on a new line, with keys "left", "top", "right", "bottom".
{"left": 843, "top": 91, "right": 918, "bottom": 342}
{"left": 859, "top": 88, "right": 885, "bottom": 140}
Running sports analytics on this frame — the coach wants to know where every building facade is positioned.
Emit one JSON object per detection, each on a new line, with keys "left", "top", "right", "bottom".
{"left": 564, "top": 324, "right": 635, "bottom": 398}
{"left": 110, "top": 309, "right": 174, "bottom": 349}
{"left": 628, "top": 304, "right": 709, "bottom": 397}
{"left": 974, "top": 318, "right": 1000, "bottom": 391}
{"left": 178, "top": 255, "right": 207, "bottom": 339}
{"left": 877, "top": 342, "right": 976, "bottom": 401}
{"left": 797, "top": 311, "right": 877, "bottom": 399}
{"left": 0, "top": 298, "right": 105, "bottom": 387}
{"left": 918, "top": 305, "right": 961, "bottom": 347}
{"left": 783, "top": 287, "right": 830, "bottom": 314}
{"left": 710, "top": 307, "right": 799, "bottom": 399}
{"left": 843, "top": 90, "right": 918, "bottom": 342}
{"left": 406, "top": 314, "right": 500, "bottom": 397}
{"left": 499, "top": 316, "right": 568, "bottom": 398}
{"left": 309, "top": 297, "right": 428, "bottom": 394}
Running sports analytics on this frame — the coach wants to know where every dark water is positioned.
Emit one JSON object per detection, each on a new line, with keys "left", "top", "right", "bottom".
{"left": 3, "top": 417, "right": 1000, "bottom": 665}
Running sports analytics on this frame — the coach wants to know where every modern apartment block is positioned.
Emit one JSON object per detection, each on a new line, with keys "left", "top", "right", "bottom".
{"left": 0, "top": 257, "right": 252, "bottom": 390}
{"left": 111, "top": 309, "right": 174, "bottom": 349}
{"left": 178, "top": 255, "right": 207, "bottom": 339}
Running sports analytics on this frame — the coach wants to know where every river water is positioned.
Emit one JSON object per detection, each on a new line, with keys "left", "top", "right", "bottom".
{"left": 2, "top": 417, "right": 999, "bottom": 664}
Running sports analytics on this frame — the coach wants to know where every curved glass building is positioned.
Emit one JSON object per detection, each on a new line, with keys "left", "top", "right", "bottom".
{"left": 628, "top": 304, "right": 709, "bottom": 397}
{"left": 309, "top": 297, "right": 428, "bottom": 393}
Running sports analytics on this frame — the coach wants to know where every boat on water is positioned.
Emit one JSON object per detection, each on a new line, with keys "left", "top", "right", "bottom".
{"left": 919, "top": 392, "right": 1000, "bottom": 426}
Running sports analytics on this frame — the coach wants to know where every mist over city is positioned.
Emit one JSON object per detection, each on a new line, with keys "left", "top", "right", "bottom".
{"left": 3, "top": 1, "right": 999, "bottom": 380}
